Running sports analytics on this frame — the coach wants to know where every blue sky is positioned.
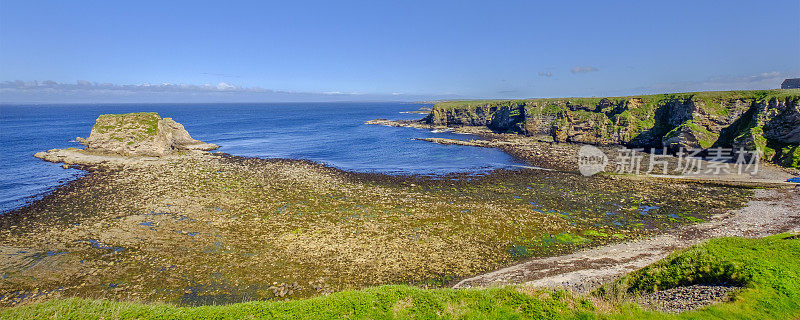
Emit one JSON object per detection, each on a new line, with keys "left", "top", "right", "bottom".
{"left": 1, "top": 0, "right": 798, "bottom": 103}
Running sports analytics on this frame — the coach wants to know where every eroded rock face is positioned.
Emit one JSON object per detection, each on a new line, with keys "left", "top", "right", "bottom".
{"left": 425, "top": 102, "right": 528, "bottom": 134}
{"left": 762, "top": 100, "right": 800, "bottom": 144}
{"left": 426, "top": 105, "right": 495, "bottom": 127}
{"left": 423, "top": 90, "right": 800, "bottom": 168}
{"left": 79, "top": 113, "right": 219, "bottom": 156}
{"left": 729, "top": 98, "right": 800, "bottom": 163}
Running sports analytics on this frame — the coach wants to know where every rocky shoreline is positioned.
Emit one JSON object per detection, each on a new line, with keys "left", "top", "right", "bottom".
{"left": 367, "top": 118, "right": 799, "bottom": 187}
{"left": 2, "top": 114, "right": 763, "bottom": 307}
{"left": 365, "top": 103, "right": 800, "bottom": 312}
{"left": 418, "top": 90, "right": 800, "bottom": 169}
{"left": 1, "top": 110, "right": 796, "bottom": 311}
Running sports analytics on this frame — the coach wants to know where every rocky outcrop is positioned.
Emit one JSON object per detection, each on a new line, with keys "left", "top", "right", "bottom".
{"left": 35, "top": 113, "right": 219, "bottom": 166}
{"left": 726, "top": 97, "right": 800, "bottom": 165}
{"left": 78, "top": 112, "right": 218, "bottom": 156}
{"left": 661, "top": 121, "right": 719, "bottom": 151}
{"left": 423, "top": 90, "right": 800, "bottom": 168}
{"left": 425, "top": 102, "right": 527, "bottom": 133}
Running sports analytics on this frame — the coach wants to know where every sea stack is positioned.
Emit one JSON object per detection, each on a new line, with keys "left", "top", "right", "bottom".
{"left": 35, "top": 112, "right": 219, "bottom": 165}
{"left": 77, "top": 112, "right": 218, "bottom": 156}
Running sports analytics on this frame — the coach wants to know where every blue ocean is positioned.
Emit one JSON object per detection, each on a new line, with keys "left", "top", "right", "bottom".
{"left": 0, "top": 103, "right": 525, "bottom": 212}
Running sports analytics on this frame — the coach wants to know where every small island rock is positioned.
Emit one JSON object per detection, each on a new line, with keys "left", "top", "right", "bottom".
{"left": 78, "top": 112, "right": 218, "bottom": 156}
{"left": 35, "top": 112, "right": 219, "bottom": 166}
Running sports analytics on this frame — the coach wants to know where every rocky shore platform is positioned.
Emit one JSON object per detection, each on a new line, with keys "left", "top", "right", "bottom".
{"left": 2, "top": 113, "right": 769, "bottom": 307}
{"left": 2, "top": 108, "right": 798, "bottom": 314}
{"left": 367, "top": 118, "right": 799, "bottom": 187}
{"left": 363, "top": 93, "right": 800, "bottom": 312}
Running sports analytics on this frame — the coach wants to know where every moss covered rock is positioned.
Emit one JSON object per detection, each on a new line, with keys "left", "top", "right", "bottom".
{"left": 770, "top": 143, "right": 800, "bottom": 168}
{"left": 79, "top": 112, "right": 219, "bottom": 156}
{"left": 662, "top": 120, "right": 720, "bottom": 151}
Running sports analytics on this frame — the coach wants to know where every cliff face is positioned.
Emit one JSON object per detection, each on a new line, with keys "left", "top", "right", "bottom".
{"left": 425, "top": 90, "right": 800, "bottom": 168}
{"left": 425, "top": 102, "right": 530, "bottom": 134}
{"left": 79, "top": 112, "right": 219, "bottom": 156}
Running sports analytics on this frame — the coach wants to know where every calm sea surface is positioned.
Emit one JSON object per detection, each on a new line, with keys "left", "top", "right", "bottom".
{"left": 0, "top": 103, "right": 525, "bottom": 212}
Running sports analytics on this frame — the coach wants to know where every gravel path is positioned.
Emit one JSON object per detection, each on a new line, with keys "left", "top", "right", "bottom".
{"left": 453, "top": 187, "right": 800, "bottom": 292}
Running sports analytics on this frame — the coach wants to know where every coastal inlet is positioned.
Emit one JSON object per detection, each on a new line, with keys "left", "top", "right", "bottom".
{"left": 0, "top": 112, "right": 750, "bottom": 306}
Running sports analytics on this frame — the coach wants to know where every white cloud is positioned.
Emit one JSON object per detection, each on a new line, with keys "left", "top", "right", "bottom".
{"left": 538, "top": 71, "right": 553, "bottom": 77}
{"left": 216, "top": 82, "right": 237, "bottom": 90}
{"left": 637, "top": 71, "right": 791, "bottom": 94}
{"left": 571, "top": 66, "right": 599, "bottom": 74}
{"left": 0, "top": 80, "right": 467, "bottom": 103}
{"left": 746, "top": 71, "right": 782, "bottom": 82}
{"left": 0, "top": 80, "right": 256, "bottom": 94}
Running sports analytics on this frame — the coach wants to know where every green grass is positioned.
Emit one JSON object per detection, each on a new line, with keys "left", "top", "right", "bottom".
{"left": 597, "top": 233, "right": 800, "bottom": 319}
{"left": 769, "top": 143, "right": 800, "bottom": 168}
{"left": 787, "top": 144, "right": 800, "bottom": 168}
{"left": 92, "top": 112, "right": 160, "bottom": 138}
{"left": 0, "top": 286, "right": 597, "bottom": 319}
{"left": 662, "top": 120, "right": 719, "bottom": 149}
{"left": 3, "top": 234, "right": 798, "bottom": 319}
{"left": 431, "top": 89, "right": 800, "bottom": 111}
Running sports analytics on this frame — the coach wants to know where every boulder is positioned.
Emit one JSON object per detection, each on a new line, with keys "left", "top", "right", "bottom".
{"left": 662, "top": 120, "right": 719, "bottom": 152}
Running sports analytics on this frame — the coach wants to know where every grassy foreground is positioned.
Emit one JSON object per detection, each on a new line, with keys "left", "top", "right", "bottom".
{"left": 2, "top": 234, "right": 798, "bottom": 319}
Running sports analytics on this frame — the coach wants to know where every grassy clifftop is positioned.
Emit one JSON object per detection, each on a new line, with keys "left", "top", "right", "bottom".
{"left": 431, "top": 89, "right": 799, "bottom": 110}
{"left": 90, "top": 112, "right": 161, "bottom": 141}
{"left": 3, "top": 234, "right": 798, "bottom": 319}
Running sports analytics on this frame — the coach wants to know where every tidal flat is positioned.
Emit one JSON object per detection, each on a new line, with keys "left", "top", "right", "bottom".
{"left": 0, "top": 151, "right": 749, "bottom": 306}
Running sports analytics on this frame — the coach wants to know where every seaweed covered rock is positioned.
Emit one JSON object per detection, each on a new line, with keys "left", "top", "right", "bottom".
{"left": 78, "top": 112, "right": 219, "bottom": 156}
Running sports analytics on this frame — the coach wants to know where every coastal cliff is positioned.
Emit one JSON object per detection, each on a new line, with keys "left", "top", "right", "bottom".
{"left": 424, "top": 90, "right": 800, "bottom": 168}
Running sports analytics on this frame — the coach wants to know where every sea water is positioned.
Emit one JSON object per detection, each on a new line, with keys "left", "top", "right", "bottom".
{"left": 0, "top": 103, "right": 525, "bottom": 212}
